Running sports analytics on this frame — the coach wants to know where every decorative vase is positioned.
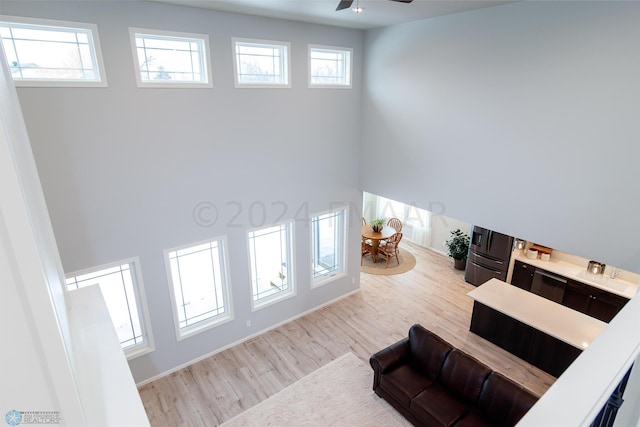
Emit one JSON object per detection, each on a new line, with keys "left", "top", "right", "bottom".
{"left": 454, "top": 258, "right": 466, "bottom": 270}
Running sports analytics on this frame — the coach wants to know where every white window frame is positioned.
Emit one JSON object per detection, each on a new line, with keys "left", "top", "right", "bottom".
{"left": 129, "top": 28, "right": 212, "bottom": 88}
{"left": 232, "top": 37, "right": 291, "bottom": 88}
{"left": 308, "top": 44, "right": 352, "bottom": 89}
{"left": 65, "top": 257, "right": 154, "bottom": 360}
{"left": 0, "top": 15, "right": 107, "bottom": 87}
{"left": 164, "top": 237, "right": 233, "bottom": 341}
{"left": 311, "top": 206, "right": 348, "bottom": 288}
{"left": 247, "top": 221, "right": 296, "bottom": 311}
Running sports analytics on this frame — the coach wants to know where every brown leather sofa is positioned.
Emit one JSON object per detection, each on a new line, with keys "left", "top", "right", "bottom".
{"left": 370, "top": 324, "right": 538, "bottom": 427}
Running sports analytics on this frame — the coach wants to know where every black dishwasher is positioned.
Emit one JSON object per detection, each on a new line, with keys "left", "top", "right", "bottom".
{"left": 530, "top": 269, "right": 567, "bottom": 303}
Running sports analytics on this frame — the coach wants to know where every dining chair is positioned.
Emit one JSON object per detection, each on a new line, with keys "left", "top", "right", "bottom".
{"left": 378, "top": 232, "right": 403, "bottom": 267}
{"left": 361, "top": 239, "right": 374, "bottom": 265}
{"left": 387, "top": 217, "right": 403, "bottom": 233}
{"left": 362, "top": 217, "right": 374, "bottom": 247}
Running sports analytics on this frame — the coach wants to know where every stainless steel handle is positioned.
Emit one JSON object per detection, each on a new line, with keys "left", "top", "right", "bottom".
{"left": 472, "top": 253, "right": 504, "bottom": 265}
{"left": 471, "top": 262, "right": 502, "bottom": 275}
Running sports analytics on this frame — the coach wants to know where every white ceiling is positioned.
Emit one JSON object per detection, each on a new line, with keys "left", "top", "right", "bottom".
{"left": 151, "top": 0, "right": 515, "bottom": 30}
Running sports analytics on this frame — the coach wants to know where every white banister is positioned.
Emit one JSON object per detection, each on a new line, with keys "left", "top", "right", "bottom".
{"left": 67, "top": 286, "right": 149, "bottom": 427}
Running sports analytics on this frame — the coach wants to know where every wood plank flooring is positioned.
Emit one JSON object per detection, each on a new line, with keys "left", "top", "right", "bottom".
{"left": 139, "top": 242, "right": 555, "bottom": 426}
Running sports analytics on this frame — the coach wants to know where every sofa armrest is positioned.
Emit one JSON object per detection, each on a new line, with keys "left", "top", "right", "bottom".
{"left": 370, "top": 337, "right": 410, "bottom": 390}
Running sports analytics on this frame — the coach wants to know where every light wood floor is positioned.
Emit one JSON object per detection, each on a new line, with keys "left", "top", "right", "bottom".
{"left": 139, "top": 242, "right": 555, "bottom": 426}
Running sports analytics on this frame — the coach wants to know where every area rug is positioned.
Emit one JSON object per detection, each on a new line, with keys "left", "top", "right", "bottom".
{"left": 361, "top": 245, "right": 416, "bottom": 276}
{"left": 220, "top": 352, "right": 411, "bottom": 427}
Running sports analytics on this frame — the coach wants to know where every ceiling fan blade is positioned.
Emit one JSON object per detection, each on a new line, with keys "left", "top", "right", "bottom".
{"left": 389, "top": 0, "right": 414, "bottom": 3}
{"left": 336, "top": 0, "right": 354, "bottom": 11}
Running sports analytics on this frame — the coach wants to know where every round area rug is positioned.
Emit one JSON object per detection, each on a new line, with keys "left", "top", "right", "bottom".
{"left": 361, "top": 245, "right": 416, "bottom": 275}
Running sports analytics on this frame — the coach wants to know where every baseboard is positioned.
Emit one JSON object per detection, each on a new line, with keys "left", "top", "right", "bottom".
{"left": 136, "top": 288, "right": 361, "bottom": 388}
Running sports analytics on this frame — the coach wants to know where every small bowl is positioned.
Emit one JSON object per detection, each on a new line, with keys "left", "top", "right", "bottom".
{"left": 526, "top": 249, "right": 538, "bottom": 260}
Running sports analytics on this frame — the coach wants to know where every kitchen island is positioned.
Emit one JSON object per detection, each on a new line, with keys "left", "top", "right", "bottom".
{"left": 467, "top": 278, "right": 607, "bottom": 377}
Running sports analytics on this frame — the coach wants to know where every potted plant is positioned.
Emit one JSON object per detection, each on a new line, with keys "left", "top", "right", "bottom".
{"left": 445, "top": 229, "right": 470, "bottom": 270}
{"left": 370, "top": 218, "right": 386, "bottom": 232}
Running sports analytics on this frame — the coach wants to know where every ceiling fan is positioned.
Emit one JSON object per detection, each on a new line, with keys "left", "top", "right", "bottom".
{"left": 335, "top": 0, "right": 413, "bottom": 11}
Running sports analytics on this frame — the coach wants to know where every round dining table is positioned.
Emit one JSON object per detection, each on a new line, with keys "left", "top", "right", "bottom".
{"left": 362, "top": 225, "right": 397, "bottom": 262}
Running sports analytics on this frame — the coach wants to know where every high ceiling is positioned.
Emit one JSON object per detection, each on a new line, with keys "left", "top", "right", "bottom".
{"left": 151, "top": 0, "right": 515, "bottom": 30}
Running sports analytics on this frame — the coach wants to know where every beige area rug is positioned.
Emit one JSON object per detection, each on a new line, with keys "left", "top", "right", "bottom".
{"left": 220, "top": 352, "right": 411, "bottom": 427}
{"left": 361, "top": 245, "right": 416, "bottom": 275}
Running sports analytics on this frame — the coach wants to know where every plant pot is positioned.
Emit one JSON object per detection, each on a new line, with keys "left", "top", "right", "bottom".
{"left": 372, "top": 225, "right": 382, "bottom": 232}
{"left": 454, "top": 258, "right": 466, "bottom": 270}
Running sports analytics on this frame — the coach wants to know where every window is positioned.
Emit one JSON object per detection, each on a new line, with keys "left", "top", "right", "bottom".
{"left": 248, "top": 222, "right": 295, "bottom": 309}
{"left": 233, "top": 38, "right": 290, "bottom": 88}
{"left": 370, "top": 193, "right": 432, "bottom": 247}
{"left": 309, "top": 45, "right": 352, "bottom": 88}
{"left": 129, "top": 28, "right": 212, "bottom": 88}
{"left": 0, "top": 16, "right": 106, "bottom": 87}
{"left": 311, "top": 207, "right": 348, "bottom": 287}
{"left": 165, "top": 238, "right": 232, "bottom": 339}
{"left": 66, "top": 259, "right": 153, "bottom": 359}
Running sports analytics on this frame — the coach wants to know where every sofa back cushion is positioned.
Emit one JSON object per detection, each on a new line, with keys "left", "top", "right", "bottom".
{"left": 476, "top": 372, "right": 538, "bottom": 427}
{"left": 440, "top": 349, "right": 492, "bottom": 405}
{"left": 408, "top": 324, "right": 453, "bottom": 380}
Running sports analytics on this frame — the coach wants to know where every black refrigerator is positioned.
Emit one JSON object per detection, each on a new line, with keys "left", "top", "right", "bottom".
{"left": 464, "top": 226, "right": 514, "bottom": 287}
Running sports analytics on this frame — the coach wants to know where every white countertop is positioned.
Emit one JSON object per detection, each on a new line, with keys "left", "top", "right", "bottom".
{"left": 467, "top": 279, "right": 607, "bottom": 350}
{"left": 512, "top": 252, "right": 637, "bottom": 300}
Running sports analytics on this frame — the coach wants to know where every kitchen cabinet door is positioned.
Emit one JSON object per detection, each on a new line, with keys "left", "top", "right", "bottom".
{"left": 469, "top": 302, "right": 532, "bottom": 360}
{"left": 511, "top": 260, "right": 534, "bottom": 291}
{"left": 589, "top": 291, "right": 629, "bottom": 323}
{"left": 563, "top": 281, "right": 629, "bottom": 323}
{"left": 562, "top": 280, "right": 591, "bottom": 315}
{"left": 527, "top": 331, "right": 582, "bottom": 378}
{"left": 470, "top": 301, "right": 581, "bottom": 378}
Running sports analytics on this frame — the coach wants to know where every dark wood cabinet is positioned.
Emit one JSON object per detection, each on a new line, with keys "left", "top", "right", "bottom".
{"left": 470, "top": 301, "right": 580, "bottom": 377}
{"left": 511, "top": 260, "right": 534, "bottom": 291}
{"left": 562, "top": 280, "right": 629, "bottom": 323}
{"left": 562, "top": 280, "right": 592, "bottom": 313}
{"left": 588, "top": 289, "right": 629, "bottom": 322}
{"left": 527, "top": 330, "right": 582, "bottom": 377}
{"left": 512, "top": 261, "right": 629, "bottom": 323}
{"left": 469, "top": 301, "right": 532, "bottom": 360}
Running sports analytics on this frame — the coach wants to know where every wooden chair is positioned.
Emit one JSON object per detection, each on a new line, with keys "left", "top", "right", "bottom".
{"left": 378, "top": 232, "right": 402, "bottom": 268}
{"left": 362, "top": 217, "right": 367, "bottom": 226}
{"left": 379, "top": 218, "right": 402, "bottom": 251}
{"left": 387, "top": 217, "right": 403, "bottom": 233}
{"left": 361, "top": 239, "right": 374, "bottom": 265}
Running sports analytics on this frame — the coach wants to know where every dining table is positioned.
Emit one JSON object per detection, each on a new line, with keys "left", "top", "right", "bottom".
{"left": 362, "top": 224, "right": 397, "bottom": 262}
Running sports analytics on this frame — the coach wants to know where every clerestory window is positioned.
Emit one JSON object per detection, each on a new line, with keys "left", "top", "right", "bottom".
{"left": 129, "top": 28, "right": 212, "bottom": 88}
{"left": 233, "top": 38, "right": 290, "bottom": 88}
{"left": 0, "top": 16, "right": 107, "bottom": 87}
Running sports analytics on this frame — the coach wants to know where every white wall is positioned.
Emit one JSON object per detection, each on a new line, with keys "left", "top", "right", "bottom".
{"left": 364, "top": 191, "right": 471, "bottom": 256}
{"left": 2, "top": 1, "right": 364, "bottom": 383}
{"left": 429, "top": 214, "right": 471, "bottom": 257}
{"left": 361, "top": 1, "right": 640, "bottom": 273}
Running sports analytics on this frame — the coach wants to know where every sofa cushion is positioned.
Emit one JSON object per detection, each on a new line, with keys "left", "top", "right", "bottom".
{"left": 451, "top": 409, "right": 492, "bottom": 427}
{"left": 408, "top": 324, "right": 453, "bottom": 380}
{"left": 411, "top": 383, "right": 468, "bottom": 427}
{"left": 440, "top": 350, "right": 492, "bottom": 405}
{"left": 473, "top": 372, "right": 537, "bottom": 427}
{"left": 379, "top": 364, "right": 437, "bottom": 408}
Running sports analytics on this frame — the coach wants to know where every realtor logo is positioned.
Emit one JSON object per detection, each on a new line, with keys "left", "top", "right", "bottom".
{"left": 5, "top": 410, "right": 22, "bottom": 426}
{"left": 4, "top": 410, "right": 59, "bottom": 425}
